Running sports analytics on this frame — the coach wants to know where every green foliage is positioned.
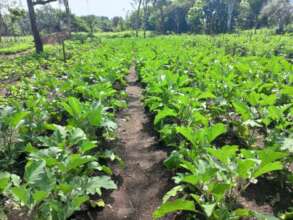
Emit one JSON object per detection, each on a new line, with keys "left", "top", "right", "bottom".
{"left": 137, "top": 34, "right": 292, "bottom": 219}
{"left": 0, "top": 39, "right": 131, "bottom": 219}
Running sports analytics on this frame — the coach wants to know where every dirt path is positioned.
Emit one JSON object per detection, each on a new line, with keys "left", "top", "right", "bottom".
{"left": 95, "top": 66, "right": 171, "bottom": 220}
{"left": 0, "top": 49, "right": 33, "bottom": 60}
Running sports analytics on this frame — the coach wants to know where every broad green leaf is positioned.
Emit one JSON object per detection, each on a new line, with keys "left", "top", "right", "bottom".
{"left": 206, "top": 123, "right": 227, "bottom": 143}
{"left": 257, "top": 149, "right": 287, "bottom": 165}
{"left": 267, "top": 106, "right": 282, "bottom": 121}
{"left": 281, "top": 138, "right": 293, "bottom": 153}
{"left": 68, "top": 128, "right": 87, "bottom": 146}
{"left": 25, "top": 144, "right": 38, "bottom": 153}
{"left": 281, "top": 86, "right": 293, "bottom": 95}
{"left": 181, "top": 175, "right": 199, "bottom": 186}
{"left": 176, "top": 126, "right": 196, "bottom": 146}
{"left": 162, "top": 186, "right": 184, "bottom": 203}
{"left": 9, "top": 111, "right": 28, "bottom": 128}
{"left": 253, "top": 162, "right": 283, "bottom": 178}
{"left": 237, "top": 159, "right": 258, "bottom": 178}
{"left": 210, "top": 183, "right": 230, "bottom": 201}
{"left": 66, "top": 155, "right": 95, "bottom": 171}
{"left": 197, "top": 91, "right": 215, "bottom": 100}
{"left": 259, "top": 94, "right": 276, "bottom": 106}
{"left": 193, "top": 112, "right": 209, "bottom": 127}
{"left": 207, "top": 145, "right": 238, "bottom": 164}
{"left": 153, "top": 199, "right": 196, "bottom": 219}
{"left": 246, "top": 92, "right": 260, "bottom": 106}
{"left": 62, "top": 97, "right": 82, "bottom": 117}
{"left": 87, "top": 176, "right": 117, "bottom": 195}
{"left": 233, "top": 101, "right": 251, "bottom": 121}
{"left": 88, "top": 107, "right": 102, "bottom": 126}
{"left": 33, "top": 191, "right": 49, "bottom": 203}
{"left": 11, "top": 186, "right": 30, "bottom": 205}
{"left": 80, "top": 141, "right": 97, "bottom": 154}
{"left": 24, "top": 160, "right": 46, "bottom": 185}
{"left": 164, "top": 151, "right": 182, "bottom": 169}
{"left": 0, "top": 172, "right": 10, "bottom": 192}
{"left": 72, "top": 195, "right": 89, "bottom": 208}
{"left": 154, "top": 107, "right": 177, "bottom": 125}
{"left": 202, "top": 203, "right": 216, "bottom": 217}
{"left": 58, "top": 183, "right": 74, "bottom": 194}
{"left": 233, "top": 208, "right": 253, "bottom": 217}
{"left": 180, "top": 160, "right": 197, "bottom": 174}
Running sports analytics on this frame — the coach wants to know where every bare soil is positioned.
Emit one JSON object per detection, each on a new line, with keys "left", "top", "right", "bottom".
{"left": 93, "top": 66, "right": 173, "bottom": 220}
{"left": 239, "top": 177, "right": 293, "bottom": 216}
{"left": 0, "top": 49, "right": 33, "bottom": 60}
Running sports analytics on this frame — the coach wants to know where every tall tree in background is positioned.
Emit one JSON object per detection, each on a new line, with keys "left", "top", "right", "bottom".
{"left": 0, "top": 1, "right": 5, "bottom": 42}
{"left": 226, "top": 0, "right": 237, "bottom": 32}
{"left": 169, "top": 0, "right": 194, "bottom": 33}
{"left": 187, "top": 0, "right": 206, "bottom": 32}
{"left": 61, "top": 0, "right": 71, "bottom": 36}
{"left": 260, "top": 0, "right": 293, "bottom": 34}
{"left": 0, "top": 0, "right": 17, "bottom": 42}
{"left": 27, "top": 0, "right": 57, "bottom": 53}
{"left": 134, "top": 0, "right": 143, "bottom": 37}
{"left": 152, "top": 0, "right": 168, "bottom": 33}
{"left": 82, "top": 15, "right": 97, "bottom": 34}
{"left": 27, "top": 0, "right": 72, "bottom": 53}
{"left": 247, "top": 0, "right": 266, "bottom": 29}
{"left": 142, "top": 0, "right": 150, "bottom": 38}
{"left": 8, "top": 7, "right": 26, "bottom": 36}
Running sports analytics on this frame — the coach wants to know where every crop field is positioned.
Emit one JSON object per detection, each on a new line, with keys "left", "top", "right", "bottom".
{"left": 0, "top": 37, "right": 33, "bottom": 55}
{"left": 0, "top": 32, "right": 292, "bottom": 220}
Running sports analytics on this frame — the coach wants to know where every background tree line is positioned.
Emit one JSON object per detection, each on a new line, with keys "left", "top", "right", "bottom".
{"left": 0, "top": 0, "right": 292, "bottom": 51}
{"left": 130, "top": 0, "right": 293, "bottom": 34}
{"left": 0, "top": 4, "right": 126, "bottom": 37}
{"left": 1, "top": 0, "right": 292, "bottom": 39}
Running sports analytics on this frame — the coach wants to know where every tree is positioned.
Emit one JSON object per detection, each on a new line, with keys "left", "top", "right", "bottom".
{"left": 27, "top": 0, "right": 57, "bottom": 53}
{"left": 35, "top": 5, "right": 63, "bottom": 34}
{"left": 187, "top": 0, "right": 228, "bottom": 34}
{"left": 226, "top": 0, "right": 237, "bottom": 32}
{"left": 168, "top": 0, "right": 194, "bottom": 33}
{"left": 0, "top": 1, "right": 6, "bottom": 42}
{"left": 8, "top": 7, "right": 26, "bottom": 36}
{"left": 61, "top": 0, "right": 71, "bottom": 36}
{"left": 247, "top": 0, "right": 267, "bottom": 29}
{"left": 187, "top": 0, "right": 206, "bottom": 33}
{"left": 0, "top": 0, "right": 19, "bottom": 41}
{"left": 142, "top": 0, "right": 151, "bottom": 37}
{"left": 260, "top": 0, "right": 293, "bottom": 34}
{"left": 152, "top": 0, "right": 168, "bottom": 33}
{"left": 134, "top": 0, "right": 143, "bottom": 37}
{"left": 82, "top": 15, "right": 97, "bottom": 35}
{"left": 112, "top": 16, "right": 125, "bottom": 32}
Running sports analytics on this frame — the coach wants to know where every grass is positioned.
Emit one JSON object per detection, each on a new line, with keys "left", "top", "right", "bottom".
{"left": 0, "top": 36, "right": 33, "bottom": 55}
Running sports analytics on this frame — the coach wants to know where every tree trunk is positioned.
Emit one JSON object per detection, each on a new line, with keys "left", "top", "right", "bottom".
{"left": 0, "top": 12, "right": 2, "bottom": 43}
{"left": 27, "top": 0, "right": 43, "bottom": 53}
{"left": 227, "top": 0, "right": 236, "bottom": 32}
{"left": 143, "top": 0, "right": 149, "bottom": 38}
{"left": 276, "top": 17, "right": 284, "bottom": 34}
{"left": 175, "top": 12, "right": 180, "bottom": 34}
{"left": 159, "top": 7, "right": 164, "bottom": 33}
{"left": 136, "top": 0, "right": 143, "bottom": 37}
{"left": 63, "top": 0, "right": 71, "bottom": 36}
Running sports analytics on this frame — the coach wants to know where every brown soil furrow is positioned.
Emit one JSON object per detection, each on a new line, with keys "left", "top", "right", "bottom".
{"left": 95, "top": 66, "right": 172, "bottom": 220}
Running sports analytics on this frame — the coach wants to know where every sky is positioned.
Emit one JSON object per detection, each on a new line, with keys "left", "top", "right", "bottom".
{"left": 19, "top": 0, "right": 134, "bottom": 18}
